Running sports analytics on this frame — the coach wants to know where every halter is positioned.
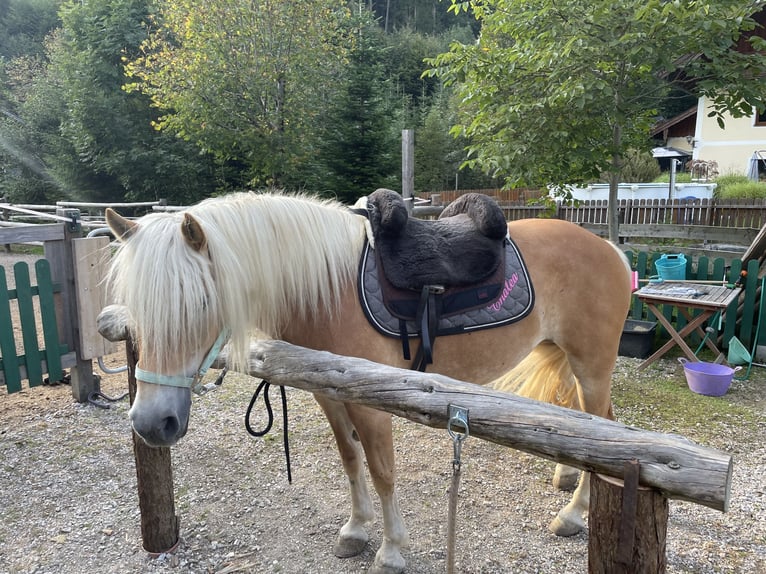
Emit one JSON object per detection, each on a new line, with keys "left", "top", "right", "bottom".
{"left": 134, "top": 329, "right": 231, "bottom": 396}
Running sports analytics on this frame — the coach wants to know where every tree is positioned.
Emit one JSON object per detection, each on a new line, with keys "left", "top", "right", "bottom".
{"left": 126, "top": 0, "right": 351, "bottom": 188}
{"left": 314, "top": 8, "right": 398, "bottom": 203}
{"left": 427, "top": 1, "right": 766, "bottom": 241}
{"left": 55, "top": 0, "right": 217, "bottom": 203}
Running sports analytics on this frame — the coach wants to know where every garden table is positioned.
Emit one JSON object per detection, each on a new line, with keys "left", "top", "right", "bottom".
{"left": 635, "top": 281, "right": 742, "bottom": 370}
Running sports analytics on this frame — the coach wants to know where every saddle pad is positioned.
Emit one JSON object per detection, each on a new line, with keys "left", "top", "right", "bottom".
{"left": 358, "top": 238, "right": 535, "bottom": 338}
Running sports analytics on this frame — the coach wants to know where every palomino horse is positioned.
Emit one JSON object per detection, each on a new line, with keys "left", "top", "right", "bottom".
{"left": 105, "top": 192, "right": 632, "bottom": 574}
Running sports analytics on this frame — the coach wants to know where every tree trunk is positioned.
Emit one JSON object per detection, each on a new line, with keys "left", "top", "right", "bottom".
{"left": 608, "top": 122, "right": 623, "bottom": 243}
{"left": 588, "top": 471, "right": 668, "bottom": 574}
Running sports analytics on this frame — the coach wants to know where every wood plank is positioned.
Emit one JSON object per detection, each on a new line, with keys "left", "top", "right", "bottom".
{"left": 0, "top": 351, "right": 76, "bottom": 387}
{"left": 35, "top": 259, "right": 64, "bottom": 383}
{"left": 635, "top": 283, "right": 741, "bottom": 310}
{"left": 14, "top": 262, "right": 43, "bottom": 386}
{"left": 0, "top": 265, "right": 21, "bottom": 392}
{"left": 205, "top": 339, "right": 733, "bottom": 511}
{"left": 0, "top": 223, "right": 65, "bottom": 244}
{"left": 580, "top": 223, "right": 758, "bottom": 245}
{"left": 72, "top": 237, "right": 118, "bottom": 360}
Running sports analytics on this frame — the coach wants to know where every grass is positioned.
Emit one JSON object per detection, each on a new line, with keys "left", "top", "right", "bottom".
{"left": 611, "top": 365, "right": 763, "bottom": 449}
{"left": 3, "top": 244, "right": 44, "bottom": 256}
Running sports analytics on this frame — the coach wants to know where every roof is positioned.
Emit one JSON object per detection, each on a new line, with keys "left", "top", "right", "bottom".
{"left": 651, "top": 106, "right": 698, "bottom": 137}
{"left": 652, "top": 147, "right": 691, "bottom": 158}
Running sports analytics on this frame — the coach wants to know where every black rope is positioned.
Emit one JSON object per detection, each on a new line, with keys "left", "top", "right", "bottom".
{"left": 88, "top": 390, "right": 130, "bottom": 410}
{"left": 245, "top": 379, "right": 292, "bottom": 484}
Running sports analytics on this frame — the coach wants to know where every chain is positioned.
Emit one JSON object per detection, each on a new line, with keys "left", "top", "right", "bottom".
{"left": 446, "top": 405, "right": 469, "bottom": 574}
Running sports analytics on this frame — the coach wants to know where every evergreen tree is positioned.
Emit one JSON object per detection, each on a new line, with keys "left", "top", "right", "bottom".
{"left": 54, "top": 0, "right": 218, "bottom": 203}
{"left": 316, "top": 9, "right": 398, "bottom": 203}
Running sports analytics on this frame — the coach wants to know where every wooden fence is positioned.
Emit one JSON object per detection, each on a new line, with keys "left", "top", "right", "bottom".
{"left": 0, "top": 220, "right": 115, "bottom": 401}
{"left": 0, "top": 259, "right": 73, "bottom": 392}
{"left": 419, "top": 192, "right": 766, "bottom": 229}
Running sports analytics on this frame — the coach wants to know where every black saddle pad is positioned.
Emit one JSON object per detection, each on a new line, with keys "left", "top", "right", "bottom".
{"left": 358, "top": 238, "right": 535, "bottom": 338}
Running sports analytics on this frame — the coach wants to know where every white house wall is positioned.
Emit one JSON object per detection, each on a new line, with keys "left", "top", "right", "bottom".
{"left": 694, "top": 95, "right": 766, "bottom": 175}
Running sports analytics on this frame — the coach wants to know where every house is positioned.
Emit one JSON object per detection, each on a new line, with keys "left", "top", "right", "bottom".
{"left": 652, "top": 102, "right": 766, "bottom": 180}
{"left": 651, "top": 9, "right": 766, "bottom": 180}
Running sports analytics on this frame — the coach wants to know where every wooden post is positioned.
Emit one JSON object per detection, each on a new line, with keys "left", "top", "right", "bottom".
{"left": 44, "top": 212, "right": 98, "bottom": 402}
{"left": 402, "top": 129, "right": 414, "bottom": 215}
{"left": 126, "top": 337, "right": 180, "bottom": 554}
{"left": 72, "top": 237, "right": 119, "bottom": 360}
{"left": 589, "top": 469, "right": 668, "bottom": 574}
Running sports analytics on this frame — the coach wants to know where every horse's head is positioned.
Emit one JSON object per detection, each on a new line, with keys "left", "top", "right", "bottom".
{"left": 106, "top": 208, "right": 225, "bottom": 447}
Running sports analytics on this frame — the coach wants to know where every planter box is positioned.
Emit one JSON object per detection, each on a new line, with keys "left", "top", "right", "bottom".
{"left": 619, "top": 320, "right": 657, "bottom": 359}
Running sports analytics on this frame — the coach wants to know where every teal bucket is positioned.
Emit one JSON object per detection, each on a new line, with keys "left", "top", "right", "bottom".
{"left": 655, "top": 254, "right": 686, "bottom": 281}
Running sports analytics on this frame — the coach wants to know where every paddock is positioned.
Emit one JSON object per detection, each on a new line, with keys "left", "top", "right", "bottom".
{"left": 1, "top": 205, "right": 765, "bottom": 572}
{"left": 0, "top": 341, "right": 764, "bottom": 572}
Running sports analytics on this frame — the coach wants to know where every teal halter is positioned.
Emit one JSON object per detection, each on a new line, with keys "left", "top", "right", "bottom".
{"left": 134, "top": 329, "right": 231, "bottom": 396}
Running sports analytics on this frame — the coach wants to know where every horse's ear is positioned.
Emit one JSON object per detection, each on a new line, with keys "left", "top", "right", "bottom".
{"left": 106, "top": 208, "right": 138, "bottom": 242}
{"left": 181, "top": 212, "right": 207, "bottom": 252}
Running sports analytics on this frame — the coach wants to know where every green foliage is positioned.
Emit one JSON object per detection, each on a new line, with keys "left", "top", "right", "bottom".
{"left": 125, "top": 0, "right": 351, "bottom": 189}
{"left": 653, "top": 172, "right": 692, "bottom": 184}
{"left": 714, "top": 174, "right": 752, "bottom": 194}
{"left": 313, "top": 10, "right": 398, "bottom": 203}
{"left": 53, "top": 0, "right": 218, "bottom": 202}
{"left": 426, "top": 0, "right": 766, "bottom": 239}
{"left": 0, "top": 0, "right": 61, "bottom": 59}
{"left": 616, "top": 149, "right": 661, "bottom": 183}
{"left": 716, "top": 181, "right": 766, "bottom": 200}
{"left": 370, "top": 0, "right": 480, "bottom": 35}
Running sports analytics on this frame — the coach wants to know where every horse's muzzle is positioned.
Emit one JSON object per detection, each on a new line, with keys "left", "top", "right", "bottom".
{"left": 129, "top": 404, "right": 189, "bottom": 447}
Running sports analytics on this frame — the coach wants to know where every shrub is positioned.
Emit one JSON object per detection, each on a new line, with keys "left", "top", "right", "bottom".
{"left": 618, "top": 149, "right": 662, "bottom": 182}
{"left": 714, "top": 174, "right": 751, "bottom": 197}
{"left": 653, "top": 172, "right": 692, "bottom": 183}
{"left": 716, "top": 181, "right": 766, "bottom": 199}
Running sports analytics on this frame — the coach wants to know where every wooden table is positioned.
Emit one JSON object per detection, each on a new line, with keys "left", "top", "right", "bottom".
{"left": 635, "top": 282, "right": 742, "bottom": 370}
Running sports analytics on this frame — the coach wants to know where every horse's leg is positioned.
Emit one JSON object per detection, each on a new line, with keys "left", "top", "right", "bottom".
{"left": 552, "top": 464, "right": 580, "bottom": 491}
{"left": 314, "top": 396, "right": 376, "bottom": 558}
{"left": 345, "top": 403, "right": 408, "bottom": 574}
{"left": 550, "top": 354, "right": 615, "bottom": 537}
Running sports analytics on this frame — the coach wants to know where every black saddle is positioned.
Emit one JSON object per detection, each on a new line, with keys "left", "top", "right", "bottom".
{"left": 362, "top": 189, "right": 510, "bottom": 370}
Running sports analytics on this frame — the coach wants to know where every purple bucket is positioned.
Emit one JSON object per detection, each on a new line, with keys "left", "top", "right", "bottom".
{"left": 678, "top": 358, "right": 740, "bottom": 397}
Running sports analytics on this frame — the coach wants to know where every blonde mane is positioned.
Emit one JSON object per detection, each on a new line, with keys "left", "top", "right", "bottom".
{"left": 108, "top": 192, "right": 367, "bottom": 371}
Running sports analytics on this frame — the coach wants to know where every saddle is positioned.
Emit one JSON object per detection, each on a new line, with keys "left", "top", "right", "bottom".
{"left": 366, "top": 188, "right": 508, "bottom": 290}
{"left": 361, "top": 189, "right": 525, "bottom": 371}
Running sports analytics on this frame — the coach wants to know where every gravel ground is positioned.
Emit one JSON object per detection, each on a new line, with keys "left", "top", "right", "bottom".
{"left": 0, "top": 353, "right": 764, "bottom": 574}
{"left": 1, "top": 250, "right": 765, "bottom": 573}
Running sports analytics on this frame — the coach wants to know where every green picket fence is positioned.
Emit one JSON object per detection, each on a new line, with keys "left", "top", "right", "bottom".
{"left": 624, "top": 250, "right": 766, "bottom": 352}
{"left": 0, "top": 260, "right": 72, "bottom": 393}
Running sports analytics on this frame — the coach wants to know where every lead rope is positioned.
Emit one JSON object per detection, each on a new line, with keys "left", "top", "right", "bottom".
{"left": 446, "top": 405, "right": 469, "bottom": 574}
{"left": 245, "top": 379, "right": 292, "bottom": 484}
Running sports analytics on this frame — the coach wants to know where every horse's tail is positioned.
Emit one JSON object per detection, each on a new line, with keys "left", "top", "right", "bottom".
{"left": 492, "top": 342, "right": 581, "bottom": 410}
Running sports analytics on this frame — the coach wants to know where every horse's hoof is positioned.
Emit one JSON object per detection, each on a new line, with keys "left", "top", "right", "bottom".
{"left": 367, "top": 561, "right": 405, "bottom": 574}
{"left": 552, "top": 465, "right": 580, "bottom": 491}
{"left": 548, "top": 513, "right": 585, "bottom": 537}
{"left": 334, "top": 535, "right": 368, "bottom": 558}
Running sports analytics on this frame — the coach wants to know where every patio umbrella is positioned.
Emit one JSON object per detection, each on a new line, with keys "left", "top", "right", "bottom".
{"left": 748, "top": 151, "right": 762, "bottom": 182}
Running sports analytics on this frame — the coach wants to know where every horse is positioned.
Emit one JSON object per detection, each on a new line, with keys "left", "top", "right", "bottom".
{"left": 104, "top": 191, "right": 632, "bottom": 574}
